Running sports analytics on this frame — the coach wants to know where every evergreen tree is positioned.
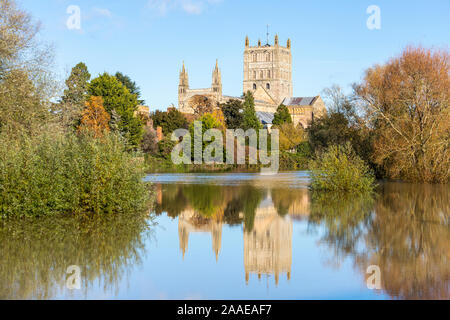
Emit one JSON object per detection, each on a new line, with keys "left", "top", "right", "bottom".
{"left": 115, "top": 72, "right": 145, "bottom": 105}
{"left": 62, "top": 62, "right": 91, "bottom": 107}
{"left": 272, "top": 104, "right": 292, "bottom": 126}
{"left": 60, "top": 62, "right": 91, "bottom": 129}
{"left": 222, "top": 99, "right": 244, "bottom": 129}
{"left": 88, "top": 73, "right": 143, "bottom": 149}
{"left": 242, "top": 91, "right": 262, "bottom": 131}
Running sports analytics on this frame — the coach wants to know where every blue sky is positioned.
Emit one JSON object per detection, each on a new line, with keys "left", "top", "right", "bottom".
{"left": 21, "top": 0, "right": 449, "bottom": 111}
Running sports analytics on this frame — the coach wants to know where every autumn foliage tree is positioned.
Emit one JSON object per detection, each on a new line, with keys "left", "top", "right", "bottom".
{"left": 355, "top": 46, "right": 449, "bottom": 183}
{"left": 78, "top": 96, "right": 110, "bottom": 138}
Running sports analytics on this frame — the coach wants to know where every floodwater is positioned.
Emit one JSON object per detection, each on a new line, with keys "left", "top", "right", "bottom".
{"left": 1, "top": 172, "right": 448, "bottom": 300}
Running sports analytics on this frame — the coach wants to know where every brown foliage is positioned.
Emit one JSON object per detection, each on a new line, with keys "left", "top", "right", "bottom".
{"left": 78, "top": 96, "right": 110, "bottom": 138}
{"left": 355, "top": 46, "right": 449, "bottom": 183}
{"left": 189, "top": 95, "right": 215, "bottom": 118}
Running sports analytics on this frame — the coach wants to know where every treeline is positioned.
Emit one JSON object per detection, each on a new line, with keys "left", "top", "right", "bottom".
{"left": 146, "top": 46, "right": 449, "bottom": 186}
{"left": 0, "top": 0, "right": 151, "bottom": 218}
{"left": 308, "top": 46, "right": 449, "bottom": 185}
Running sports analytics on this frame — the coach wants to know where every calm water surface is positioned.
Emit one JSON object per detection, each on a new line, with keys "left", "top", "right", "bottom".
{"left": 1, "top": 172, "right": 448, "bottom": 299}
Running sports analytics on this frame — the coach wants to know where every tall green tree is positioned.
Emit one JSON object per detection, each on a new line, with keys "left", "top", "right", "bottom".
{"left": 88, "top": 73, "right": 143, "bottom": 149}
{"left": 242, "top": 91, "right": 262, "bottom": 131}
{"left": 62, "top": 63, "right": 91, "bottom": 107}
{"left": 221, "top": 99, "right": 244, "bottom": 129}
{"left": 272, "top": 104, "right": 292, "bottom": 126}
{"left": 60, "top": 62, "right": 91, "bottom": 129}
{"left": 115, "top": 72, "right": 145, "bottom": 105}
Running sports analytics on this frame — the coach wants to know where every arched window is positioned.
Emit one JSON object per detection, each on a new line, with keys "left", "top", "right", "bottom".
{"left": 266, "top": 83, "right": 270, "bottom": 90}
{"left": 253, "top": 71, "right": 256, "bottom": 79}
{"left": 266, "top": 53, "right": 270, "bottom": 62}
{"left": 260, "top": 71, "right": 263, "bottom": 79}
{"left": 253, "top": 83, "right": 257, "bottom": 90}
{"left": 267, "top": 70, "right": 271, "bottom": 79}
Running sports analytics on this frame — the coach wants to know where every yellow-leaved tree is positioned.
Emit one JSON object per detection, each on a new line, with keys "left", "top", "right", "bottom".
{"left": 78, "top": 96, "right": 110, "bottom": 138}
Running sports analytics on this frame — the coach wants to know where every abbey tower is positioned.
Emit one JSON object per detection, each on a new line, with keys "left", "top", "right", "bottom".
{"left": 177, "top": 35, "right": 326, "bottom": 128}
{"left": 243, "top": 35, "right": 293, "bottom": 106}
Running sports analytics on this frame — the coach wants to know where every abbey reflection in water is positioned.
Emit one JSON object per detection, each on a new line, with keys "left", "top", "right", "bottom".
{"left": 0, "top": 176, "right": 448, "bottom": 300}
{"left": 155, "top": 184, "right": 310, "bottom": 285}
{"left": 155, "top": 181, "right": 449, "bottom": 299}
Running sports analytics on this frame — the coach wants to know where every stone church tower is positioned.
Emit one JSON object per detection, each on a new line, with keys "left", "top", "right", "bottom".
{"left": 243, "top": 35, "right": 293, "bottom": 106}
{"left": 178, "top": 60, "right": 223, "bottom": 114}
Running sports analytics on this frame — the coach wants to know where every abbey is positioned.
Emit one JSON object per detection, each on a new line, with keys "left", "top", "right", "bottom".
{"left": 178, "top": 35, "right": 326, "bottom": 128}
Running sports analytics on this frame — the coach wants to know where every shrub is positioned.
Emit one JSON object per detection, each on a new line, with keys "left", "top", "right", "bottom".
{"left": 0, "top": 131, "right": 151, "bottom": 218}
{"left": 309, "top": 143, "right": 376, "bottom": 194}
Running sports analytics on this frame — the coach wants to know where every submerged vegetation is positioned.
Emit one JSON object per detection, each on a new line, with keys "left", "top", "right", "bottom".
{"left": 309, "top": 143, "right": 376, "bottom": 194}
{"left": 0, "top": 132, "right": 150, "bottom": 218}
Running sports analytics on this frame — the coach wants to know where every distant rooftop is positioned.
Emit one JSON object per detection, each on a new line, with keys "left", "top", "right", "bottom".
{"left": 256, "top": 111, "right": 275, "bottom": 125}
{"left": 282, "top": 97, "right": 318, "bottom": 106}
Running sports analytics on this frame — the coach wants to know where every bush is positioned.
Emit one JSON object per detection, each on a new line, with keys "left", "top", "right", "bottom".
{"left": 309, "top": 143, "right": 376, "bottom": 194}
{"left": 0, "top": 131, "right": 151, "bottom": 218}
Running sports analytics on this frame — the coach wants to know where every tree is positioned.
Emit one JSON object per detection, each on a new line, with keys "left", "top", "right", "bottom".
{"left": 222, "top": 99, "right": 244, "bottom": 129}
{"left": 355, "top": 46, "right": 449, "bottom": 183}
{"left": 279, "top": 123, "right": 306, "bottom": 151}
{"left": 60, "top": 62, "right": 91, "bottom": 129}
{"left": 151, "top": 108, "right": 188, "bottom": 136}
{"left": 141, "top": 126, "right": 158, "bottom": 154}
{"left": 115, "top": 72, "right": 145, "bottom": 105}
{"left": 78, "top": 96, "right": 110, "bottom": 138}
{"left": 0, "top": 0, "right": 53, "bottom": 136}
{"left": 190, "top": 95, "right": 215, "bottom": 117}
{"left": 242, "top": 91, "right": 262, "bottom": 131}
{"left": 272, "top": 104, "right": 292, "bottom": 126}
{"left": 62, "top": 63, "right": 91, "bottom": 107}
{"left": 88, "top": 73, "right": 143, "bottom": 149}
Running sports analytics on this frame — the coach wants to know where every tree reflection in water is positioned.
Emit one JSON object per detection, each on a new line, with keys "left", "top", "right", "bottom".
{"left": 0, "top": 211, "right": 153, "bottom": 299}
{"left": 156, "top": 181, "right": 449, "bottom": 298}
{"left": 308, "top": 183, "right": 449, "bottom": 300}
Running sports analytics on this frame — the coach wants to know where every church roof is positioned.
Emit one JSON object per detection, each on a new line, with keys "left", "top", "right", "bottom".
{"left": 256, "top": 111, "right": 275, "bottom": 125}
{"left": 282, "top": 96, "right": 318, "bottom": 106}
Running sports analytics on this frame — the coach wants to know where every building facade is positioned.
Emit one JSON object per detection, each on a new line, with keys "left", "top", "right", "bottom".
{"left": 178, "top": 35, "right": 326, "bottom": 128}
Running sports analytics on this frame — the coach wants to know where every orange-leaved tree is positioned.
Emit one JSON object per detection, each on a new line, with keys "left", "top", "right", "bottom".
{"left": 355, "top": 46, "right": 449, "bottom": 183}
{"left": 78, "top": 96, "right": 111, "bottom": 138}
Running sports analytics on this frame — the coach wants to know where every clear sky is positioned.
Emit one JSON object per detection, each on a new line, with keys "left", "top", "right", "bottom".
{"left": 21, "top": 0, "right": 449, "bottom": 111}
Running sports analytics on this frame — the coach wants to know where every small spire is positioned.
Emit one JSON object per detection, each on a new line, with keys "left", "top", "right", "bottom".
{"left": 258, "top": 39, "right": 261, "bottom": 47}
{"left": 287, "top": 38, "right": 291, "bottom": 49}
{"left": 182, "top": 61, "right": 185, "bottom": 73}
{"left": 215, "top": 59, "right": 218, "bottom": 69}
{"left": 275, "top": 34, "right": 279, "bottom": 46}
{"left": 245, "top": 35, "right": 249, "bottom": 47}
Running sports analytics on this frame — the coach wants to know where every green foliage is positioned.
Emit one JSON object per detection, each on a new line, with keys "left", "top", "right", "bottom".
{"left": 242, "top": 91, "right": 262, "bottom": 131}
{"left": 309, "top": 143, "right": 376, "bottom": 194}
{"left": 0, "top": 131, "right": 151, "bottom": 218}
{"left": 272, "top": 104, "right": 292, "bottom": 126}
{"left": 151, "top": 108, "right": 188, "bottom": 136}
{"left": 62, "top": 62, "right": 91, "bottom": 107}
{"left": 189, "top": 113, "right": 223, "bottom": 161}
{"left": 115, "top": 72, "right": 145, "bottom": 105}
{"left": 221, "top": 99, "right": 244, "bottom": 129}
{"left": 88, "top": 73, "right": 144, "bottom": 149}
{"left": 157, "top": 137, "right": 177, "bottom": 160}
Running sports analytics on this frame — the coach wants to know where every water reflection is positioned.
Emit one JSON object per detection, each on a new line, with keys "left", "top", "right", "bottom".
{"left": 308, "top": 183, "right": 449, "bottom": 300}
{"left": 1, "top": 173, "right": 448, "bottom": 299}
{"left": 155, "top": 183, "right": 309, "bottom": 285}
{"left": 0, "top": 211, "right": 152, "bottom": 300}
{"left": 155, "top": 178, "right": 449, "bottom": 298}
